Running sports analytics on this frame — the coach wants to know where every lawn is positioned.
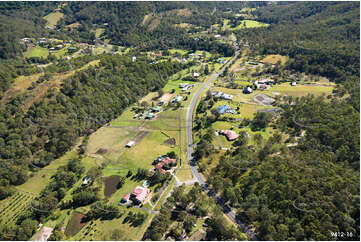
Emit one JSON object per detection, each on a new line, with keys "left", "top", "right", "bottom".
{"left": 264, "top": 83, "right": 334, "bottom": 98}
{"left": 43, "top": 11, "right": 64, "bottom": 28}
{"left": 24, "top": 46, "right": 49, "bottom": 58}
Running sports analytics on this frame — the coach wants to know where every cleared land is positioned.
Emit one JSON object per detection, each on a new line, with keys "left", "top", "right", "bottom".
{"left": 43, "top": 11, "right": 64, "bottom": 28}
{"left": 261, "top": 54, "right": 289, "bottom": 65}
{"left": 24, "top": 46, "right": 49, "bottom": 58}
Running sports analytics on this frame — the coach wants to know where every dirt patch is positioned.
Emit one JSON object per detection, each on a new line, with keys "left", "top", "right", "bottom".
{"left": 159, "top": 93, "right": 173, "bottom": 103}
{"left": 65, "top": 212, "right": 88, "bottom": 237}
{"left": 104, "top": 175, "right": 121, "bottom": 198}
{"left": 163, "top": 138, "right": 176, "bottom": 147}
{"left": 253, "top": 94, "right": 275, "bottom": 106}
{"left": 96, "top": 148, "right": 108, "bottom": 155}
{"left": 148, "top": 18, "right": 161, "bottom": 31}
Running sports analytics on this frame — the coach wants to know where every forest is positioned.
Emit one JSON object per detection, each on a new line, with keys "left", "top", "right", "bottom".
{"left": 0, "top": 54, "right": 184, "bottom": 200}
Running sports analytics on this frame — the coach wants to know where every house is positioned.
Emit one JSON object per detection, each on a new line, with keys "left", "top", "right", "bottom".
{"left": 20, "top": 37, "right": 31, "bottom": 43}
{"left": 120, "top": 193, "right": 130, "bottom": 204}
{"left": 172, "top": 96, "right": 183, "bottom": 103}
{"left": 255, "top": 81, "right": 270, "bottom": 90}
{"left": 219, "top": 130, "right": 239, "bottom": 141}
{"left": 247, "top": 61, "right": 259, "bottom": 65}
{"left": 257, "top": 78, "right": 275, "bottom": 85}
{"left": 211, "top": 91, "right": 224, "bottom": 98}
{"left": 218, "top": 58, "right": 227, "bottom": 64}
{"left": 126, "top": 141, "right": 135, "bottom": 148}
{"left": 152, "top": 106, "right": 161, "bottom": 112}
{"left": 130, "top": 186, "right": 150, "bottom": 204}
{"left": 154, "top": 156, "right": 177, "bottom": 174}
{"left": 291, "top": 81, "right": 297, "bottom": 86}
{"left": 243, "top": 87, "right": 253, "bottom": 94}
{"left": 145, "top": 113, "right": 155, "bottom": 119}
{"left": 214, "top": 34, "right": 221, "bottom": 38}
{"left": 132, "top": 56, "right": 136, "bottom": 62}
{"left": 193, "top": 72, "right": 200, "bottom": 78}
{"left": 222, "top": 93, "right": 233, "bottom": 100}
{"left": 218, "top": 105, "right": 231, "bottom": 114}
{"left": 179, "top": 83, "right": 189, "bottom": 88}
{"left": 82, "top": 176, "right": 92, "bottom": 186}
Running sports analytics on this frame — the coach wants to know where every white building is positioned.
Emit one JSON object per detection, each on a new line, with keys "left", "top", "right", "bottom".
{"left": 132, "top": 56, "right": 136, "bottom": 62}
{"left": 172, "top": 96, "right": 183, "bottom": 103}
{"left": 126, "top": 141, "right": 135, "bottom": 147}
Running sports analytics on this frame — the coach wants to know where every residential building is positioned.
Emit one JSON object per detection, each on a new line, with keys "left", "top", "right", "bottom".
{"left": 219, "top": 130, "right": 239, "bottom": 141}
{"left": 243, "top": 87, "right": 253, "bottom": 94}
{"left": 126, "top": 141, "right": 135, "bottom": 147}
{"left": 130, "top": 186, "right": 150, "bottom": 204}
{"left": 82, "top": 176, "right": 92, "bottom": 186}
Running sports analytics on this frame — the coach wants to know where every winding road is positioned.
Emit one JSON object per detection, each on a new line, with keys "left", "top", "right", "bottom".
{"left": 185, "top": 41, "right": 258, "bottom": 241}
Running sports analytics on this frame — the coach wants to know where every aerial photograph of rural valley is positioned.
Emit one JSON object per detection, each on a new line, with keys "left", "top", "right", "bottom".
{"left": 0, "top": 1, "right": 359, "bottom": 241}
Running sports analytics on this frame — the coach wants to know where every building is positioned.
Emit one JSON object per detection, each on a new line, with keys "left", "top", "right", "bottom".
{"left": 193, "top": 72, "right": 200, "bottom": 78}
{"left": 214, "top": 34, "right": 221, "bottom": 38}
{"left": 291, "top": 81, "right": 297, "bottom": 86}
{"left": 132, "top": 56, "right": 136, "bottom": 62}
{"left": 126, "top": 141, "right": 135, "bottom": 148}
{"left": 222, "top": 93, "right": 233, "bottom": 100}
{"left": 179, "top": 83, "right": 189, "bottom": 88}
{"left": 120, "top": 193, "right": 130, "bottom": 204}
{"left": 145, "top": 113, "right": 155, "bottom": 119}
{"left": 243, "top": 87, "right": 253, "bottom": 94}
{"left": 255, "top": 81, "right": 270, "bottom": 90}
{"left": 218, "top": 105, "right": 231, "bottom": 114}
{"left": 82, "top": 176, "right": 92, "bottom": 186}
{"left": 152, "top": 106, "right": 161, "bottom": 112}
{"left": 130, "top": 186, "right": 150, "bottom": 204}
{"left": 219, "top": 130, "right": 239, "bottom": 141}
{"left": 154, "top": 156, "right": 177, "bottom": 174}
{"left": 257, "top": 78, "right": 275, "bottom": 85}
{"left": 172, "top": 96, "right": 183, "bottom": 103}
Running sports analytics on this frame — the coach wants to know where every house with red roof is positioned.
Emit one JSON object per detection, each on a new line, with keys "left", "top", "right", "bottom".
{"left": 154, "top": 156, "right": 177, "bottom": 174}
{"left": 219, "top": 130, "right": 239, "bottom": 141}
{"left": 130, "top": 186, "right": 150, "bottom": 204}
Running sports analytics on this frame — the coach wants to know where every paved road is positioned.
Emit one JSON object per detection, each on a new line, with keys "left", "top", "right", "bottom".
{"left": 185, "top": 43, "right": 258, "bottom": 241}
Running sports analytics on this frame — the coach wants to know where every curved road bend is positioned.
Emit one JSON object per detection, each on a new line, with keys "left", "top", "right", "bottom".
{"left": 185, "top": 45, "right": 258, "bottom": 241}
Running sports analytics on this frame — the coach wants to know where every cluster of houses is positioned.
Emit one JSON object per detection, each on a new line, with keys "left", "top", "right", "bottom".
{"left": 218, "top": 130, "right": 239, "bottom": 141}
{"left": 179, "top": 83, "right": 194, "bottom": 92}
{"left": 218, "top": 105, "right": 237, "bottom": 115}
{"left": 211, "top": 91, "right": 233, "bottom": 100}
{"left": 254, "top": 78, "right": 275, "bottom": 90}
{"left": 152, "top": 155, "right": 177, "bottom": 174}
{"left": 133, "top": 106, "right": 162, "bottom": 120}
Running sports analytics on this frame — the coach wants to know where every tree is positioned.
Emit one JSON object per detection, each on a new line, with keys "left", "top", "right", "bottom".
{"left": 251, "top": 112, "right": 272, "bottom": 131}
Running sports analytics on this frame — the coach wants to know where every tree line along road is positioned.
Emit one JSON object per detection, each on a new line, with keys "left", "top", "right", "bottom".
{"left": 185, "top": 40, "right": 259, "bottom": 241}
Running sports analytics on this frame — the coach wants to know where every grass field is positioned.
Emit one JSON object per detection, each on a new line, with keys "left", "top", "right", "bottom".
{"left": 224, "top": 19, "right": 269, "bottom": 30}
{"left": 43, "top": 11, "right": 64, "bottom": 28}
{"left": 24, "top": 46, "right": 49, "bottom": 58}
{"left": 261, "top": 54, "right": 289, "bottom": 65}
{"left": 16, "top": 139, "right": 83, "bottom": 195}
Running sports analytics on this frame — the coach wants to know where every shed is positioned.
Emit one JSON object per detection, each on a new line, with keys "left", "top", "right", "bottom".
{"left": 126, "top": 141, "right": 135, "bottom": 147}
